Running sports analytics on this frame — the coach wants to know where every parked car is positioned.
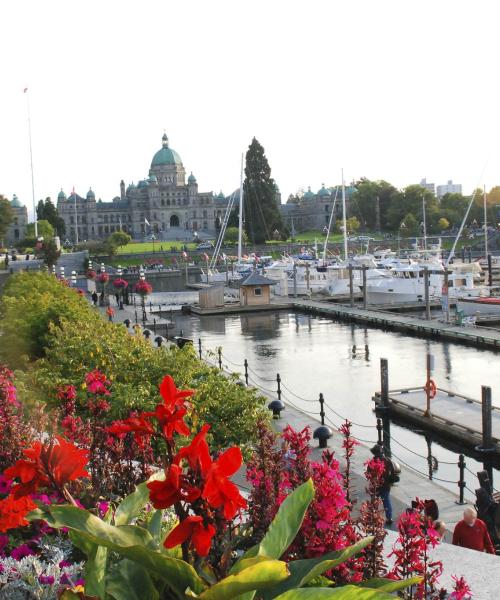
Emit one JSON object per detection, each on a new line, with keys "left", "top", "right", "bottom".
{"left": 197, "top": 242, "right": 214, "bottom": 250}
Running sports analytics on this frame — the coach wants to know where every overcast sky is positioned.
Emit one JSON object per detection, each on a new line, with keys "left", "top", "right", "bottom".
{"left": 1, "top": 0, "right": 500, "bottom": 219}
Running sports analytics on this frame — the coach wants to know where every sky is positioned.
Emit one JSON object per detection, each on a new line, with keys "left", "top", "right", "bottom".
{"left": 1, "top": 0, "right": 500, "bottom": 220}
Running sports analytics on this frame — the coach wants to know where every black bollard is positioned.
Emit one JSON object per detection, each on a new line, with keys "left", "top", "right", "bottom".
{"left": 276, "top": 373, "right": 282, "bottom": 402}
{"left": 488, "top": 254, "right": 493, "bottom": 287}
{"left": 244, "top": 359, "right": 249, "bottom": 386}
{"left": 456, "top": 454, "right": 466, "bottom": 505}
{"left": 376, "top": 418, "right": 383, "bottom": 446}
{"left": 218, "top": 347, "right": 222, "bottom": 370}
{"left": 379, "top": 358, "right": 389, "bottom": 411}
{"left": 313, "top": 393, "right": 333, "bottom": 448}
{"left": 198, "top": 338, "right": 202, "bottom": 360}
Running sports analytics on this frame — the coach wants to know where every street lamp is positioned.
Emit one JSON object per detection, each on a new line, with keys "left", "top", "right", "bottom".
{"left": 71, "top": 270, "right": 77, "bottom": 287}
{"left": 60, "top": 266, "right": 65, "bottom": 280}
{"left": 113, "top": 265, "right": 127, "bottom": 310}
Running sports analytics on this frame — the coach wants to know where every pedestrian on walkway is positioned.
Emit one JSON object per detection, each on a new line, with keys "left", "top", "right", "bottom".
{"left": 91, "top": 291, "right": 98, "bottom": 306}
{"left": 370, "top": 444, "right": 396, "bottom": 526}
{"left": 452, "top": 507, "right": 495, "bottom": 554}
{"left": 106, "top": 306, "right": 115, "bottom": 322}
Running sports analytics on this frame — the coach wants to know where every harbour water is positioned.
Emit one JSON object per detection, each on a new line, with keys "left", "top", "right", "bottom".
{"left": 172, "top": 309, "right": 500, "bottom": 500}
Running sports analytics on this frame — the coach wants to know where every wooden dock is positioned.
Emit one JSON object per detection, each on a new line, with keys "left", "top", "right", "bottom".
{"left": 292, "top": 299, "right": 500, "bottom": 350}
{"left": 373, "top": 386, "right": 500, "bottom": 457}
{"left": 186, "top": 300, "right": 292, "bottom": 316}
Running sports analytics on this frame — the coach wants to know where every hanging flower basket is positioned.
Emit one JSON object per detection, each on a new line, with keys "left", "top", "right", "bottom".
{"left": 113, "top": 278, "right": 128, "bottom": 289}
{"left": 86, "top": 269, "right": 97, "bottom": 280}
{"left": 97, "top": 273, "right": 109, "bottom": 284}
{"left": 134, "top": 280, "right": 153, "bottom": 296}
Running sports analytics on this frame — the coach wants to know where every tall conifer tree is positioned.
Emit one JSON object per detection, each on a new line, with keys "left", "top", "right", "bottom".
{"left": 243, "top": 138, "right": 283, "bottom": 244}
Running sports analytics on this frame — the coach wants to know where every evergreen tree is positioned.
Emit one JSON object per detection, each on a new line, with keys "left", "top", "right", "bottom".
{"left": 36, "top": 197, "right": 65, "bottom": 236}
{"left": 243, "top": 138, "right": 284, "bottom": 244}
{"left": 0, "top": 195, "right": 14, "bottom": 240}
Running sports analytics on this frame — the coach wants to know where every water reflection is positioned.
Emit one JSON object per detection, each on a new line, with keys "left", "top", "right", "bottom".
{"left": 172, "top": 310, "right": 500, "bottom": 498}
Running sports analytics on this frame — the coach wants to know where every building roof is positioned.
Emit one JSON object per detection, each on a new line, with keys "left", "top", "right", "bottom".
{"left": 240, "top": 271, "right": 277, "bottom": 287}
{"left": 151, "top": 133, "right": 182, "bottom": 167}
{"left": 58, "top": 189, "right": 67, "bottom": 200}
{"left": 318, "top": 184, "right": 331, "bottom": 197}
{"left": 10, "top": 194, "right": 22, "bottom": 208}
{"left": 86, "top": 188, "right": 95, "bottom": 200}
{"left": 188, "top": 172, "right": 197, "bottom": 184}
{"left": 303, "top": 186, "right": 315, "bottom": 199}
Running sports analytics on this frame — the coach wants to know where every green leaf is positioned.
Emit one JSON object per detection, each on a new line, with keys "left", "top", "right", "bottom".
{"left": 198, "top": 560, "right": 289, "bottom": 600}
{"left": 358, "top": 576, "right": 422, "bottom": 592}
{"left": 114, "top": 473, "right": 164, "bottom": 526}
{"left": 148, "top": 509, "right": 164, "bottom": 542}
{"left": 240, "top": 479, "right": 314, "bottom": 564}
{"left": 40, "top": 505, "right": 205, "bottom": 597}
{"left": 84, "top": 542, "right": 108, "bottom": 598}
{"left": 273, "top": 586, "right": 399, "bottom": 599}
{"left": 107, "top": 559, "right": 160, "bottom": 600}
{"left": 261, "top": 538, "right": 374, "bottom": 600}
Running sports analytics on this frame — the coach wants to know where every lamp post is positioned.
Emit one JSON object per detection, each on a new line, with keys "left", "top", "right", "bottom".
{"left": 71, "top": 270, "right": 77, "bottom": 287}
{"left": 140, "top": 269, "right": 146, "bottom": 322}
{"left": 113, "top": 265, "right": 127, "bottom": 310}
{"left": 97, "top": 264, "right": 109, "bottom": 306}
{"left": 134, "top": 271, "right": 152, "bottom": 325}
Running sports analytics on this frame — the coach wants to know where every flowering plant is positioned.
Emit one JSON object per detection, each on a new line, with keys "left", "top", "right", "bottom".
{"left": 112, "top": 277, "right": 128, "bottom": 289}
{"left": 97, "top": 272, "right": 109, "bottom": 284}
{"left": 86, "top": 269, "right": 96, "bottom": 280}
{"left": 134, "top": 280, "right": 153, "bottom": 295}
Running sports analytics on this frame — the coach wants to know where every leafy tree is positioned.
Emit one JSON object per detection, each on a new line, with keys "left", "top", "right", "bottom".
{"left": 350, "top": 179, "right": 401, "bottom": 231}
{"left": 346, "top": 216, "right": 361, "bottom": 233}
{"left": 36, "top": 197, "right": 65, "bottom": 236}
{"left": 108, "top": 231, "right": 131, "bottom": 249}
{"left": 438, "top": 217, "right": 450, "bottom": 231}
{"left": 224, "top": 226, "right": 248, "bottom": 245}
{"left": 26, "top": 219, "right": 54, "bottom": 239}
{"left": 243, "top": 137, "right": 284, "bottom": 244}
{"left": 386, "top": 185, "right": 438, "bottom": 232}
{"left": 0, "top": 195, "right": 14, "bottom": 241}
{"left": 400, "top": 212, "right": 419, "bottom": 236}
{"left": 37, "top": 238, "right": 61, "bottom": 269}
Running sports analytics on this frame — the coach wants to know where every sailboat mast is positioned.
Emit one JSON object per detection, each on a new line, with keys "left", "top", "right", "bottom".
{"left": 484, "top": 184, "right": 488, "bottom": 256}
{"left": 342, "top": 169, "right": 348, "bottom": 261}
{"left": 237, "top": 153, "right": 244, "bottom": 265}
{"left": 422, "top": 196, "right": 427, "bottom": 252}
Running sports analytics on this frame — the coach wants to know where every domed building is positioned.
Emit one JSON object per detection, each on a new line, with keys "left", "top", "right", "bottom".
{"left": 5, "top": 194, "right": 28, "bottom": 244}
{"left": 57, "top": 134, "right": 217, "bottom": 242}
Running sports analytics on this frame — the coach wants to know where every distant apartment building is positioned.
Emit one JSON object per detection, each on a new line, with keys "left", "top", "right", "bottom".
{"left": 419, "top": 178, "right": 436, "bottom": 195}
{"left": 436, "top": 180, "right": 462, "bottom": 199}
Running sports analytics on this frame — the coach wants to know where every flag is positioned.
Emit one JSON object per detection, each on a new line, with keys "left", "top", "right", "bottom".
{"left": 144, "top": 218, "right": 151, "bottom": 227}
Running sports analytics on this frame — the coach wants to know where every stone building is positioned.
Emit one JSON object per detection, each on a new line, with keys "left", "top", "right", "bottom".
{"left": 57, "top": 134, "right": 218, "bottom": 242}
{"left": 4, "top": 194, "right": 28, "bottom": 245}
{"left": 281, "top": 185, "right": 354, "bottom": 233}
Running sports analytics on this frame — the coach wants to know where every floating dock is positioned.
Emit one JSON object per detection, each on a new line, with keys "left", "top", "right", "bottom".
{"left": 292, "top": 299, "right": 500, "bottom": 350}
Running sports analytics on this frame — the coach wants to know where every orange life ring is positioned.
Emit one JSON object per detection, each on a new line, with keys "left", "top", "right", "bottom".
{"left": 424, "top": 379, "right": 437, "bottom": 399}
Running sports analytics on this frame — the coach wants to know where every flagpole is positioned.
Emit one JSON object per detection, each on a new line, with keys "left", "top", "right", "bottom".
{"left": 73, "top": 187, "right": 79, "bottom": 244}
{"left": 24, "top": 88, "right": 38, "bottom": 238}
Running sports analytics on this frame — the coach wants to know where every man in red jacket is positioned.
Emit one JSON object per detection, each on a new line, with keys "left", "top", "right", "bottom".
{"left": 452, "top": 507, "right": 495, "bottom": 554}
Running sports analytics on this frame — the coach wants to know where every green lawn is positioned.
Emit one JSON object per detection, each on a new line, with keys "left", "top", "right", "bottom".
{"left": 117, "top": 241, "right": 198, "bottom": 254}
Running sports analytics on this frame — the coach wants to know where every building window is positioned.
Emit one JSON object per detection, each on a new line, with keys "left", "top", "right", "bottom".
{"left": 203, "top": 210, "right": 207, "bottom": 218}
{"left": 203, "top": 221, "right": 208, "bottom": 229}
{"left": 325, "top": 205, "right": 329, "bottom": 212}
{"left": 253, "top": 287, "right": 262, "bottom": 296}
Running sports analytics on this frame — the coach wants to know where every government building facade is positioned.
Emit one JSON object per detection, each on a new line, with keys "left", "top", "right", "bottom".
{"left": 57, "top": 134, "right": 219, "bottom": 242}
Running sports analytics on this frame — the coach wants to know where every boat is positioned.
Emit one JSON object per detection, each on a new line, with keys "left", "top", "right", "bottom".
{"left": 457, "top": 297, "right": 500, "bottom": 317}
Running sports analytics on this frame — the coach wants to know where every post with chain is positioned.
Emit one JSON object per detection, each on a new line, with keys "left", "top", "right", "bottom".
{"left": 244, "top": 359, "right": 249, "bottom": 386}
{"left": 276, "top": 373, "right": 282, "bottom": 402}
{"left": 218, "top": 347, "right": 222, "bottom": 370}
{"left": 153, "top": 318, "right": 156, "bottom": 335}
{"left": 198, "top": 339, "right": 202, "bottom": 360}
{"left": 376, "top": 418, "right": 383, "bottom": 446}
{"left": 456, "top": 454, "right": 466, "bottom": 505}
{"left": 313, "top": 393, "right": 332, "bottom": 448}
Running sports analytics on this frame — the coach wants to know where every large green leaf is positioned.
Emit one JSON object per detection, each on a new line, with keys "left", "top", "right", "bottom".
{"left": 84, "top": 542, "right": 108, "bottom": 598}
{"left": 358, "top": 577, "right": 422, "bottom": 592}
{"left": 147, "top": 508, "right": 164, "bottom": 542}
{"left": 114, "top": 472, "right": 164, "bottom": 526}
{"left": 198, "top": 560, "right": 289, "bottom": 600}
{"left": 261, "top": 538, "right": 374, "bottom": 600}
{"left": 240, "top": 479, "right": 314, "bottom": 564}
{"left": 106, "top": 559, "right": 160, "bottom": 600}
{"left": 39, "top": 505, "right": 205, "bottom": 597}
{"left": 273, "top": 586, "right": 399, "bottom": 599}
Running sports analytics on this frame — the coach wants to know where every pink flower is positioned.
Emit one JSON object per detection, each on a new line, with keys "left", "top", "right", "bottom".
{"left": 85, "top": 370, "right": 111, "bottom": 396}
{"left": 11, "top": 543, "right": 35, "bottom": 560}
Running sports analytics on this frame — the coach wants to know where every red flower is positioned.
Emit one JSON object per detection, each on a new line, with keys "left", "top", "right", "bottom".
{"left": 143, "top": 376, "right": 194, "bottom": 441}
{"left": 0, "top": 495, "right": 37, "bottom": 532}
{"left": 147, "top": 464, "right": 201, "bottom": 509}
{"left": 56, "top": 384, "right": 77, "bottom": 402}
{"left": 202, "top": 446, "right": 247, "bottom": 519}
{"left": 175, "top": 424, "right": 212, "bottom": 472}
{"left": 113, "top": 278, "right": 128, "bottom": 289}
{"left": 159, "top": 375, "right": 194, "bottom": 408}
{"left": 164, "top": 515, "right": 215, "bottom": 556}
{"left": 134, "top": 280, "right": 153, "bottom": 295}
{"left": 85, "top": 370, "right": 111, "bottom": 396}
{"left": 107, "top": 415, "right": 155, "bottom": 448}
{"left": 86, "top": 269, "right": 96, "bottom": 280}
{"left": 97, "top": 272, "right": 109, "bottom": 284}
{"left": 5, "top": 436, "right": 89, "bottom": 498}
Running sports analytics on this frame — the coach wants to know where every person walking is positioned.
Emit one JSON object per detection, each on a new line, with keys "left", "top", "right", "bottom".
{"left": 106, "top": 305, "right": 115, "bottom": 322}
{"left": 452, "top": 507, "right": 495, "bottom": 554}
{"left": 91, "top": 291, "right": 98, "bottom": 306}
{"left": 370, "top": 444, "right": 396, "bottom": 526}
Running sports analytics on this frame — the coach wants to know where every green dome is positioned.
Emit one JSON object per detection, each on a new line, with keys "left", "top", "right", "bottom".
{"left": 10, "top": 194, "right": 22, "bottom": 208}
{"left": 86, "top": 188, "right": 95, "bottom": 200}
{"left": 58, "top": 189, "right": 67, "bottom": 200}
{"left": 303, "top": 186, "right": 315, "bottom": 199}
{"left": 188, "top": 172, "right": 197, "bottom": 184}
{"left": 217, "top": 190, "right": 225, "bottom": 200}
{"left": 318, "top": 184, "right": 330, "bottom": 197}
{"left": 151, "top": 133, "right": 182, "bottom": 167}
{"left": 126, "top": 183, "right": 136, "bottom": 192}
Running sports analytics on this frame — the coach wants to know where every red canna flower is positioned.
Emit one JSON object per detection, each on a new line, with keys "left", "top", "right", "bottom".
{"left": 147, "top": 464, "right": 201, "bottom": 509}
{"left": 107, "top": 415, "right": 155, "bottom": 449}
{"left": 164, "top": 515, "right": 216, "bottom": 556}
{"left": 202, "top": 446, "right": 247, "bottom": 519}
{"left": 5, "top": 436, "right": 89, "bottom": 498}
{"left": 0, "top": 494, "right": 37, "bottom": 532}
{"left": 174, "top": 424, "right": 212, "bottom": 472}
{"left": 159, "top": 375, "right": 194, "bottom": 409}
